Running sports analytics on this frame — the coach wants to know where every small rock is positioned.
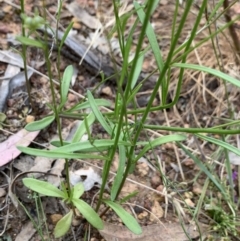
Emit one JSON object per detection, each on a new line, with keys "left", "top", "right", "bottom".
{"left": 50, "top": 214, "right": 62, "bottom": 224}
{"left": 68, "top": 93, "right": 76, "bottom": 102}
{"left": 151, "top": 175, "right": 161, "bottom": 188}
{"left": 164, "top": 143, "right": 174, "bottom": 149}
{"left": 90, "top": 238, "right": 98, "bottom": 241}
{"left": 134, "top": 205, "right": 144, "bottom": 214}
{"left": 184, "top": 192, "right": 193, "bottom": 199}
{"left": 25, "top": 115, "right": 35, "bottom": 123}
{"left": 185, "top": 198, "right": 195, "bottom": 208}
{"left": 183, "top": 158, "right": 194, "bottom": 166}
{"left": 192, "top": 184, "right": 202, "bottom": 195}
{"left": 0, "top": 188, "right": 6, "bottom": 197}
{"left": 160, "top": 0, "right": 168, "bottom": 5}
{"left": 72, "top": 218, "right": 81, "bottom": 226}
{"left": 142, "top": 59, "right": 151, "bottom": 71}
{"left": 39, "top": 77, "right": 48, "bottom": 84}
{"left": 156, "top": 184, "right": 164, "bottom": 192}
{"left": 136, "top": 162, "right": 149, "bottom": 177}
{"left": 138, "top": 211, "right": 148, "bottom": 220}
{"left": 150, "top": 200, "right": 164, "bottom": 221}
{"left": 2, "top": 5, "right": 12, "bottom": 13}
{"left": 101, "top": 86, "right": 112, "bottom": 96}
{"left": 72, "top": 17, "right": 82, "bottom": 29}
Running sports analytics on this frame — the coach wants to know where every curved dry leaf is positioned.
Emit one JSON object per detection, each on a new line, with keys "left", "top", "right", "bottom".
{"left": 0, "top": 129, "right": 39, "bottom": 167}
{"left": 66, "top": 2, "right": 101, "bottom": 29}
{"left": 0, "top": 50, "right": 24, "bottom": 67}
{"left": 99, "top": 221, "right": 204, "bottom": 241}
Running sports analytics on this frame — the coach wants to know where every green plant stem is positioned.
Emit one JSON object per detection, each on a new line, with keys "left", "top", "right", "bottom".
{"left": 222, "top": 135, "right": 235, "bottom": 201}
{"left": 95, "top": 0, "right": 131, "bottom": 211}
{"left": 115, "top": 0, "right": 206, "bottom": 198}
{"left": 143, "top": 124, "right": 240, "bottom": 134}
{"left": 56, "top": 0, "right": 63, "bottom": 81}
{"left": 20, "top": 0, "right": 34, "bottom": 111}
{"left": 113, "top": 0, "right": 157, "bottom": 199}
{"left": 42, "top": 1, "right": 71, "bottom": 197}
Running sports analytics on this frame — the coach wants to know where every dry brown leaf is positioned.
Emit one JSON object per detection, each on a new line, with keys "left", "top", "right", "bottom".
{"left": 99, "top": 221, "right": 204, "bottom": 241}
{"left": 66, "top": 2, "right": 101, "bottom": 29}
{"left": 15, "top": 221, "right": 36, "bottom": 241}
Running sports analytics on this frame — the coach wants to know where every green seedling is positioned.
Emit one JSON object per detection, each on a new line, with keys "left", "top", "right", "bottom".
{"left": 23, "top": 179, "right": 103, "bottom": 237}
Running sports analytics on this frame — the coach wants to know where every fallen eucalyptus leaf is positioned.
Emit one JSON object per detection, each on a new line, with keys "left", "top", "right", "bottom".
{"left": 0, "top": 129, "right": 39, "bottom": 167}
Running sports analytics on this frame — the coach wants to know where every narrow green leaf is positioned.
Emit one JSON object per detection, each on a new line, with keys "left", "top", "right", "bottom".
{"left": 87, "top": 90, "right": 112, "bottom": 135}
{"left": 67, "top": 99, "right": 111, "bottom": 112}
{"left": 111, "top": 145, "right": 126, "bottom": 201}
{"left": 50, "top": 139, "right": 131, "bottom": 153}
{"left": 17, "top": 146, "right": 108, "bottom": 160}
{"left": 50, "top": 140, "right": 71, "bottom": 147}
{"left": 131, "top": 53, "right": 144, "bottom": 90}
{"left": 72, "top": 182, "right": 84, "bottom": 199}
{"left": 54, "top": 210, "right": 73, "bottom": 238}
{"left": 22, "top": 178, "right": 66, "bottom": 198}
{"left": 104, "top": 200, "right": 142, "bottom": 235}
{"left": 119, "top": 191, "right": 139, "bottom": 204}
{"left": 59, "top": 22, "right": 74, "bottom": 49}
{"left": 61, "top": 65, "right": 74, "bottom": 106}
{"left": 135, "top": 134, "right": 186, "bottom": 161}
{"left": 127, "top": 83, "right": 142, "bottom": 104}
{"left": 72, "top": 198, "right": 104, "bottom": 230}
{"left": 172, "top": 63, "right": 240, "bottom": 88}
{"left": 25, "top": 115, "right": 55, "bottom": 131}
{"left": 71, "top": 112, "right": 95, "bottom": 142}
{"left": 134, "top": 1, "right": 164, "bottom": 71}
{"left": 16, "top": 36, "right": 46, "bottom": 49}
{"left": 150, "top": 0, "right": 160, "bottom": 15}
{"left": 196, "top": 134, "right": 240, "bottom": 156}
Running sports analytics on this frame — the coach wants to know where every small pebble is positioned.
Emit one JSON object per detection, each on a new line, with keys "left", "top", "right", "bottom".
{"left": 185, "top": 198, "right": 195, "bottom": 208}
{"left": 50, "top": 214, "right": 62, "bottom": 224}
{"left": 72, "top": 218, "right": 81, "bottom": 226}
{"left": 68, "top": 93, "right": 76, "bottom": 102}
{"left": 137, "top": 211, "right": 148, "bottom": 220}
{"left": 156, "top": 184, "right": 164, "bottom": 192}
{"left": 192, "top": 184, "right": 202, "bottom": 195}
{"left": 136, "top": 162, "right": 149, "bottom": 177}
{"left": 39, "top": 77, "right": 48, "bottom": 84}
{"left": 183, "top": 158, "right": 194, "bottom": 166}
{"left": 101, "top": 86, "right": 112, "bottom": 96}
{"left": 134, "top": 205, "right": 144, "bottom": 214}
{"left": 25, "top": 115, "right": 35, "bottom": 123}
{"left": 184, "top": 192, "right": 193, "bottom": 199}
{"left": 150, "top": 200, "right": 164, "bottom": 221}
{"left": 151, "top": 175, "right": 161, "bottom": 188}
